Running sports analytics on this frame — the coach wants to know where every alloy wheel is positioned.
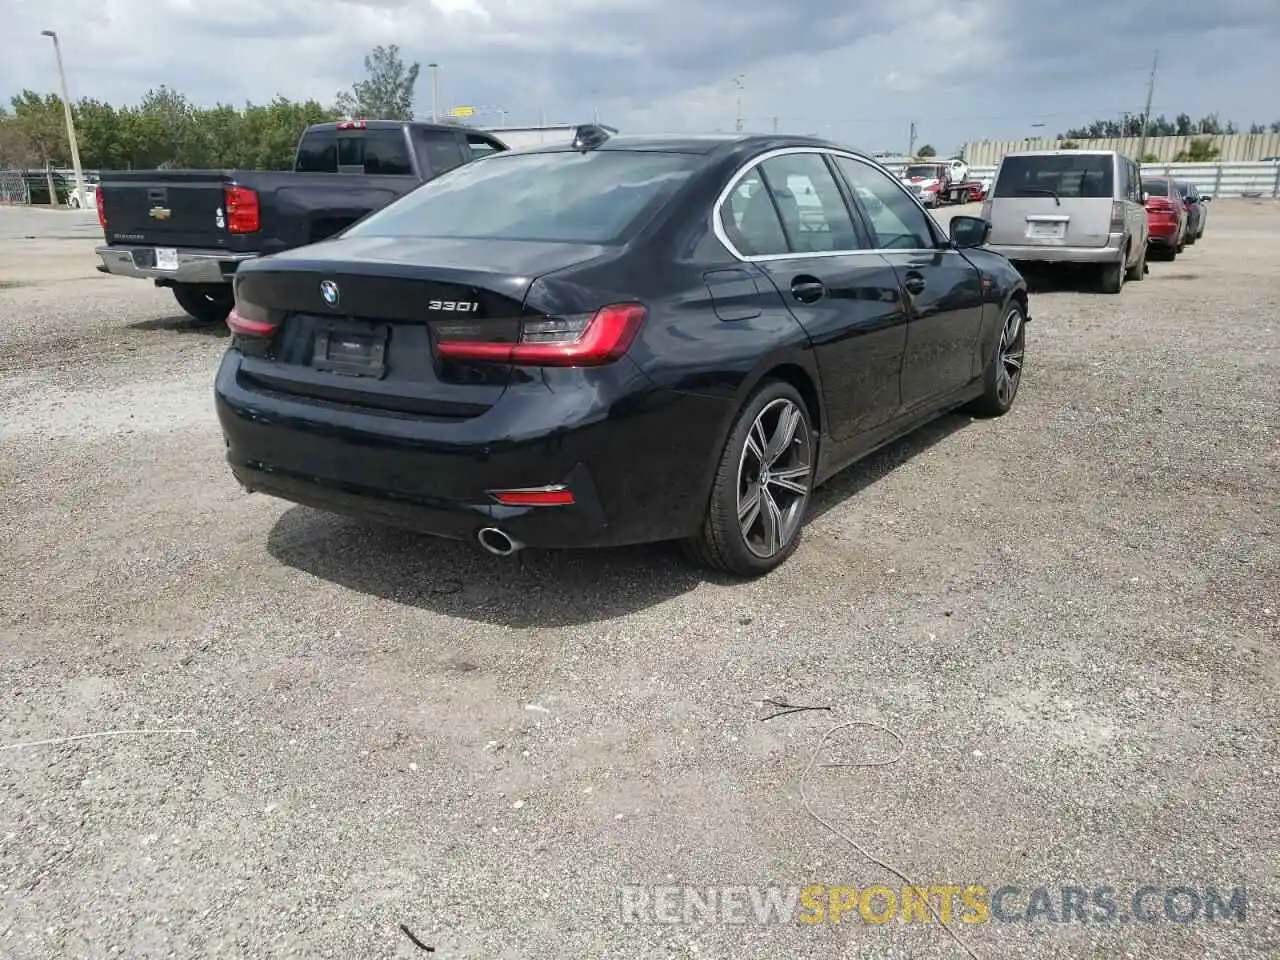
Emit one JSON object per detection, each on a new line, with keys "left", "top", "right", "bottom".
{"left": 996, "top": 307, "right": 1025, "bottom": 406}
{"left": 736, "top": 398, "right": 813, "bottom": 559}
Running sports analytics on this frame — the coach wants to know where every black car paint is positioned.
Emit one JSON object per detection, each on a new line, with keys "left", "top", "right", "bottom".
{"left": 215, "top": 134, "right": 1028, "bottom": 552}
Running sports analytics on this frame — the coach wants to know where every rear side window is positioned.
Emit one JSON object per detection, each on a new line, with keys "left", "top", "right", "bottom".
{"left": 720, "top": 170, "right": 789, "bottom": 256}
{"left": 756, "top": 153, "right": 859, "bottom": 253}
{"left": 993, "top": 154, "right": 1116, "bottom": 199}
{"left": 421, "top": 132, "right": 466, "bottom": 177}
{"left": 343, "top": 149, "right": 701, "bottom": 244}
{"left": 295, "top": 130, "right": 337, "bottom": 172}
{"left": 363, "top": 129, "right": 413, "bottom": 175}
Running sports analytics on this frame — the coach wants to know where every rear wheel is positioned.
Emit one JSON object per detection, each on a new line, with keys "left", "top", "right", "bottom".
{"left": 1099, "top": 258, "right": 1124, "bottom": 294}
{"left": 172, "top": 283, "right": 234, "bottom": 327}
{"left": 1125, "top": 240, "right": 1146, "bottom": 282}
{"left": 684, "top": 380, "right": 814, "bottom": 577}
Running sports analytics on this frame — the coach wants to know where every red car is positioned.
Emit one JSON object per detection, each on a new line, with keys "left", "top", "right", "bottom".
{"left": 1142, "top": 176, "right": 1187, "bottom": 260}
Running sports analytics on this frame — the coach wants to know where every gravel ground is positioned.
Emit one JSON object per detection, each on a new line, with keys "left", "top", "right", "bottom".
{"left": 1, "top": 202, "right": 1277, "bottom": 960}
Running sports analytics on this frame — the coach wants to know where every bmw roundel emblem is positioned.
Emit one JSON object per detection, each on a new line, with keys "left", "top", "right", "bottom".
{"left": 320, "top": 280, "right": 340, "bottom": 307}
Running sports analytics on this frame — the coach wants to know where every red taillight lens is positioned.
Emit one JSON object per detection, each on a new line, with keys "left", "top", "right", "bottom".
{"left": 96, "top": 187, "right": 106, "bottom": 228}
{"left": 436, "top": 303, "right": 647, "bottom": 367}
{"left": 224, "top": 185, "right": 260, "bottom": 234}
{"left": 489, "top": 486, "right": 575, "bottom": 507}
{"left": 226, "top": 294, "right": 277, "bottom": 337}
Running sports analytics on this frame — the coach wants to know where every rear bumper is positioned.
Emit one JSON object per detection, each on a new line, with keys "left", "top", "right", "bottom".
{"left": 987, "top": 233, "right": 1124, "bottom": 264}
{"left": 213, "top": 350, "right": 733, "bottom": 550}
{"left": 95, "top": 244, "right": 254, "bottom": 284}
{"left": 1147, "top": 221, "right": 1181, "bottom": 246}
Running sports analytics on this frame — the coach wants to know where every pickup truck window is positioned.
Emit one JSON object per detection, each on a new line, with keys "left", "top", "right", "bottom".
{"left": 363, "top": 129, "right": 414, "bottom": 176}
{"left": 465, "top": 133, "right": 503, "bottom": 160}
{"left": 421, "top": 132, "right": 467, "bottom": 177}
{"left": 296, "top": 131, "right": 338, "bottom": 172}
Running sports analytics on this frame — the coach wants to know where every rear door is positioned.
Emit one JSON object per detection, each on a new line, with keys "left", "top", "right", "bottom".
{"left": 833, "top": 154, "right": 985, "bottom": 409}
{"left": 988, "top": 153, "right": 1118, "bottom": 248}
{"left": 721, "top": 149, "right": 909, "bottom": 442}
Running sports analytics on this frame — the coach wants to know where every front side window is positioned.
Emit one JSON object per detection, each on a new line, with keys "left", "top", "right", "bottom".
{"left": 343, "top": 149, "right": 700, "bottom": 244}
{"left": 834, "top": 156, "right": 935, "bottom": 250}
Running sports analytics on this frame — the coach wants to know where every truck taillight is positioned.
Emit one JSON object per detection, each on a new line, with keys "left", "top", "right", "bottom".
{"left": 1110, "top": 201, "right": 1125, "bottom": 231}
{"left": 96, "top": 187, "right": 106, "bottom": 228}
{"left": 224, "top": 185, "right": 260, "bottom": 234}
{"left": 435, "top": 303, "right": 647, "bottom": 367}
{"left": 336, "top": 120, "right": 368, "bottom": 130}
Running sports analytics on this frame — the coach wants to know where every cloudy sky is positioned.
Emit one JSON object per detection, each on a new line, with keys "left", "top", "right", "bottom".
{"left": 4, "top": 0, "right": 1278, "bottom": 154}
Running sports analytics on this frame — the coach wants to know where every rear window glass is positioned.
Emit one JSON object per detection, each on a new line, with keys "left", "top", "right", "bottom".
{"left": 1144, "top": 179, "right": 1169, "bottom": 196}
{"left": 343, "top": 150, "right": 701, "bottom": 244}
{"left": 993, "top": 154, "right": 1115, "bottom": 199}
{"left": 1175, "top": 181, "right": 1193, "bottom": 197}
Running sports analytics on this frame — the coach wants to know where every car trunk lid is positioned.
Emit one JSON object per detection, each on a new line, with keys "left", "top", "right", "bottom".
{"left": 231, "top": 236, "right": 613, "bottom": 421}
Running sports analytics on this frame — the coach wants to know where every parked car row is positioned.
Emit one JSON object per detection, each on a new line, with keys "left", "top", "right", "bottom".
{"left": 978, "top": 148, "right": 1211, "bottom": 292}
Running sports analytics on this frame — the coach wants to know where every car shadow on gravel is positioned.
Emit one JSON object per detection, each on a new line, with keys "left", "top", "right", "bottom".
{"left": 128, "top": 315, "right": 229, "bottom": 338}
{"left": 264, "top": 414, "right": 971, "bottom": 627}
{"left": 806, "top": 411, "right": 972, "bottom": 523}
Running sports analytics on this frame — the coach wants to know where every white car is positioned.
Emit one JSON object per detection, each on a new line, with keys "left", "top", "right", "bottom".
{"left": 66, "top": 182, "right": 97, "bottom": 209}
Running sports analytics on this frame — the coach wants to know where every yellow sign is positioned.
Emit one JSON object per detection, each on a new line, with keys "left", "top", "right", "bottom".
{"left": 448, "top": 105, "right": 475, "bottom": 118}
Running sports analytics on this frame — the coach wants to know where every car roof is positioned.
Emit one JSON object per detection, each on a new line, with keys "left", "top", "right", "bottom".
{"left": 1001, "top": 149, "right": 1121, "bottom": 158}
{"left": 506, "top": 132, "right": 876, "bottom": 159}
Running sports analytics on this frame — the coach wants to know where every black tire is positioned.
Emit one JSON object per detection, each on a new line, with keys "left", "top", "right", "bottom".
{"left": 966, "top": 299, "right": 1026, "bottom": 418}
{"left": 172, "top": 283, "right": 234, "bottom": 326}
{"left": 1125, "top": 240, "right": 1146, "bottom": 282}
{"left": 684, "top": 379, "right": 815, "bottom": 577}
{"left": 1099, "top": 258, "right": 1124, "bottom": 294}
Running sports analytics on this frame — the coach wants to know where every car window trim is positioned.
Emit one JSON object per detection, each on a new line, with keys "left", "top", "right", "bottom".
{"left": 712, "top": 146, "right": 944, "bottom": 262}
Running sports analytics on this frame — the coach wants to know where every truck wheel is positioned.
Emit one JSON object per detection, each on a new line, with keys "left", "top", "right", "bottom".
{"left": 172, "top": 284, "right": 234, "bottom": 327}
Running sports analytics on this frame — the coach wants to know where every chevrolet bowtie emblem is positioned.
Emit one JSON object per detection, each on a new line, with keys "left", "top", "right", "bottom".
{"left": 149, "top": 207, "right": 171, "bottom": 220}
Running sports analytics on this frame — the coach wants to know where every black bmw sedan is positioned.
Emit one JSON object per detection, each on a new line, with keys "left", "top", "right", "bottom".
{"left": 215, "top": 125, "right": 1029, "bottom": 577}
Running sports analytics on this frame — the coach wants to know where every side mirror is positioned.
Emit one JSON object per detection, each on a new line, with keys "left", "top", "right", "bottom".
{"left": 949, "top": 215, "right": 990, "bottom": 249}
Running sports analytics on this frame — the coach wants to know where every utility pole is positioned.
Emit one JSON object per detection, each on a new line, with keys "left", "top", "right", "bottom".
{"left": 908, "top": 120, "right": 917, "bottom": 158}
{"left": 1137, "top": 50, "right": 1159, "bottom": 162}
{"left": 429, "top": 63, "right": 439, "bottom": 122}
{"left": 40, "top": 30, "right": 86, "bottom": 210}
{"left": 772, "top": 116, "right": 778, "bottom": 134}
{"left": 733, "top": 75, "right": 745, "bottom": 133}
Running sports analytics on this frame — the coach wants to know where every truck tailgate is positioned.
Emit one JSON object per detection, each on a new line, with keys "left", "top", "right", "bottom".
{"left": 100, "top": 171, "right": 246, "bottom": 250}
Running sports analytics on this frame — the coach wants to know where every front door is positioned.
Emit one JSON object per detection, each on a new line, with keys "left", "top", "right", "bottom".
{"left": 832, "top": 154, "right": 985, "bottom": 409}
{"left": 719, "top": 151, "right": 910, "bottom": 442}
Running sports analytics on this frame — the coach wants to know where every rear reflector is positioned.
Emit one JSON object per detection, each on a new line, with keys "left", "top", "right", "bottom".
{"left": 437, "top": 303, "right": 647, "bottom": 367}
{"left": 224, "top": 185, "right": 260, "bottom": 234}
{"left": 489, "top": 486, "right": 575, "bottom": 507}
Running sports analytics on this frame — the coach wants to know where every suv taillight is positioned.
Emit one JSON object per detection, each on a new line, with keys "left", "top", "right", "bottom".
{"left": 1110, "top": 201, "right": 1125, "bottom": 231}
{"left": 96, "top": 186, "right": 106, "bottom": 228}
{"left": 435, "top": 303, "right": 647, "bottom": 367}
{"left": 224, "top": 185, "right": 260, "bottom": 234}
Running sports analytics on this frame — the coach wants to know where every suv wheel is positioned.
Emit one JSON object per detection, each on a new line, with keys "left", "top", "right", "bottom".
{"left": 1099, "top": 258, "right": 1124, "bottom": 294}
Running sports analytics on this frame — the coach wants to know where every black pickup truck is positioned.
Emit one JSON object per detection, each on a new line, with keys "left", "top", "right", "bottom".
{"left": 94, "top": 120, "right": 510, "bottom": 324}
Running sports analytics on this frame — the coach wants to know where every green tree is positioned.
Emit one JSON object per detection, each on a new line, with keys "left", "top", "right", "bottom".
{"left": 9, "top": 90, "right": 68, "bottom": 202}
{"left": 1059, "top": 140, "right": 1080, "bottom": 149}
{"left": 334, "top": 45, "right": 420, "bottom": 120}
{"left": 916, "top": 143, "right": 936, "bottom": 157}
{"left": 1174, "top": 137, "right": 1220, "bottom": 162}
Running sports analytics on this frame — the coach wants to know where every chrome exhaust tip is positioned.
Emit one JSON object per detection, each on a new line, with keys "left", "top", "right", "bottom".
{"left": 476, "top": 527, "right": 522, "bottom": 556}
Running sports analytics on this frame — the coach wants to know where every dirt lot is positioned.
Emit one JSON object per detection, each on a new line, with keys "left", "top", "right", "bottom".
{"left": 1, "top": 202, "right": 1277, "bottom": 960}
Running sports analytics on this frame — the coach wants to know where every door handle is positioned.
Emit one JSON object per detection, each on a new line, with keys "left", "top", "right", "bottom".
{"left": 903, "top": 273, "right": 927, "bottom": 295}
{"left": 790, "top": 276, "right": 826, "bottom": 304}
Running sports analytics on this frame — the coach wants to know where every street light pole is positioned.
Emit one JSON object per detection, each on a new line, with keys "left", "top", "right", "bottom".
{"left": 733, "top": 75, "right": 745, "bottom": 133}
{"left": 429, "top": 63, "right": 439, "bottom": 122}
{"left": 41, "top": 29, "right": 86, "bottom": 209}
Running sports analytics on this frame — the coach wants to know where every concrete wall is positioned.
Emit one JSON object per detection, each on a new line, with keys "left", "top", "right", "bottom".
{"left": 961, "top": 133, "right": 1280, "bottom": 166}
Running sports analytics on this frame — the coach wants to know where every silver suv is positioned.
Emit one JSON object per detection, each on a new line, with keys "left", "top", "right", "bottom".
{"left": 980, "top": 150, "right": 1149, "bottom": 293}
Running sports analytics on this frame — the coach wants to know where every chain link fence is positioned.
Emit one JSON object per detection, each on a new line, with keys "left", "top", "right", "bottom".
{"left": 0, "top": 169, "right": 30, "bottom": 205}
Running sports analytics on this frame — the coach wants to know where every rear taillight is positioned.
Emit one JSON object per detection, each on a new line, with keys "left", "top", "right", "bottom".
{"left": 980, "top": 199, "right": 992, "bottom": 220}
{"left": 224, "top": 185, "right": 260, "bottom": 234}
{"left": 1110, "top": 201, "right": 1125, "bottom": 231}
{"left": 226, "top": 295, "right": 277, "bottom": 337}
{"left": 96, "top": 187, "right": 106, "bottom": 228}
{"left": 435, "top": 303, "right": 647, "bottom": 367}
